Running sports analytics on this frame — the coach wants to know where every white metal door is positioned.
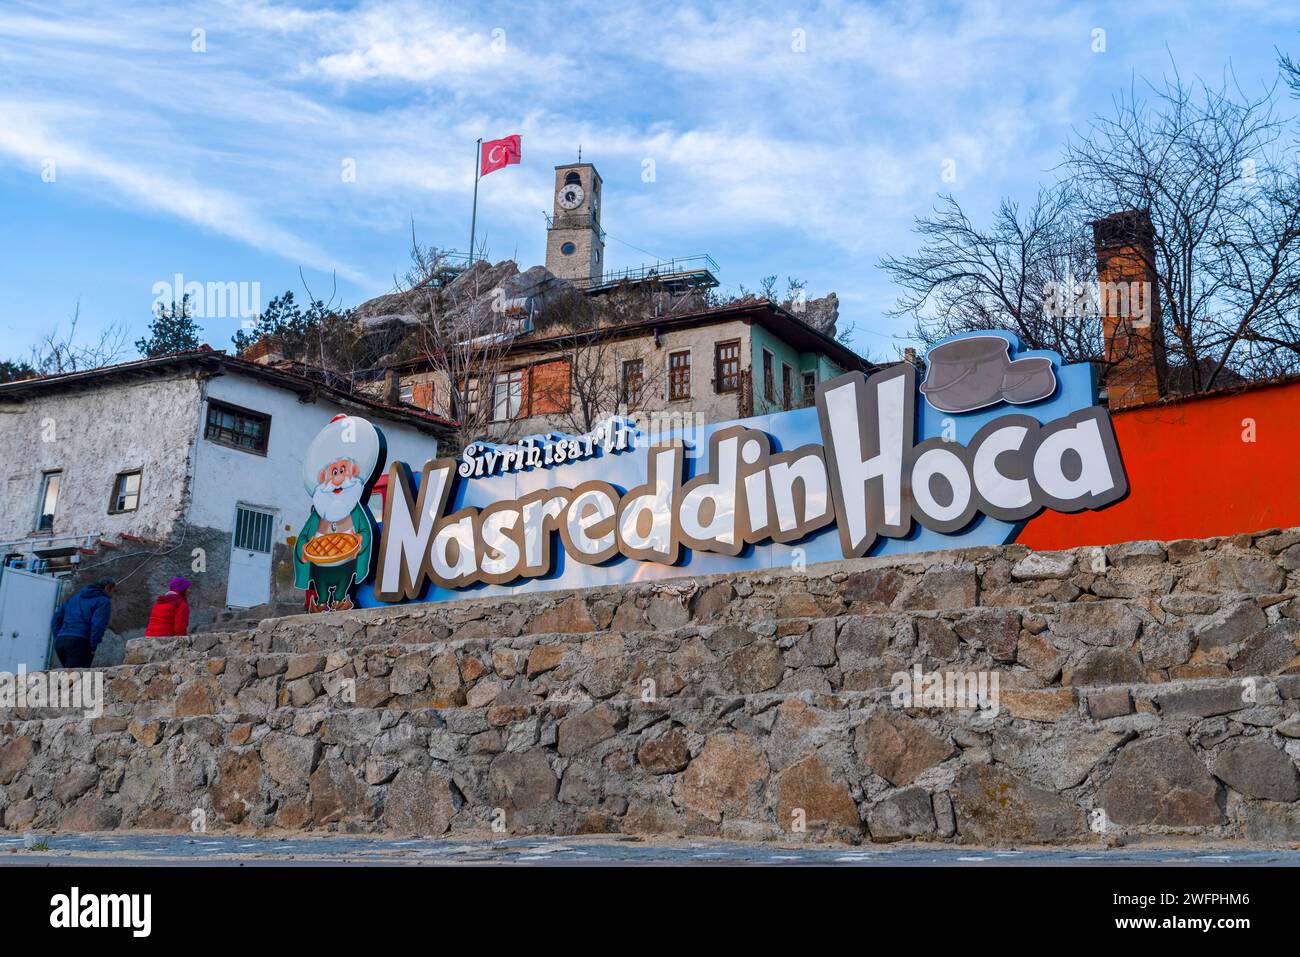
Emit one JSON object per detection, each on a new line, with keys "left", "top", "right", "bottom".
{"left": 227, "top": 505, "right": 275, "bottom": 609}
{"left": 0, "top": 568, "right": 63, "bottom": 672}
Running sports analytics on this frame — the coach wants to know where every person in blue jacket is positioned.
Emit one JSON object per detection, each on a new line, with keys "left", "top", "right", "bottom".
{"left": 50, "top": 577, "right": 116, "bottom": 668}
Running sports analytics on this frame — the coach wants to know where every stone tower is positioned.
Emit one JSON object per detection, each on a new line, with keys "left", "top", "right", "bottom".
{"left": 545, "top": 162, "right": 604, "bottom": 284}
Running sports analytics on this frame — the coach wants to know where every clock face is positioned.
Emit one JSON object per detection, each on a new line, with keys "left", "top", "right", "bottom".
{"left": 558, "top": 184, "right": 585, "bottom": 210}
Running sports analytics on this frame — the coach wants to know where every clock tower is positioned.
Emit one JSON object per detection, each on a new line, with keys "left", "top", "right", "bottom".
{"left": 545, "top": 162, "right": 604, "bottom": 284}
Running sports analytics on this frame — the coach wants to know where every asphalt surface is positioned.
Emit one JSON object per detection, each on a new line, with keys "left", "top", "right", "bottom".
{"left": 1, "top": 832, "right": 1297, "bottom": 866}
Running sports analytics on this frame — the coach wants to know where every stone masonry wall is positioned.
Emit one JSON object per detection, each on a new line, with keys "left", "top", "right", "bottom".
{"left": 2, "top": 527, "right": 1299, "bottom": 845}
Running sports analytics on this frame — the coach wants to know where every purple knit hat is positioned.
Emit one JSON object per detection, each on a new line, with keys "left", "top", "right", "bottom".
{"left": 168, "top": 577, "right": 191, "bottom": 592}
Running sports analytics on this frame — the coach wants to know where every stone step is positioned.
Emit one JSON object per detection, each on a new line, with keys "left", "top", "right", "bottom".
{"left": 3, "top": 677, "right": 1299, "bottom": 842}
{"left": 105, "top": 597, "right": 1300, "bottom": 718}
{"left": 125, "top": 585, "right": 1300, "bottom": 665}
{"left": 121, "top": 528, "right": 1300, "bottom": 665}
{"left": 125, "top": 589, "right": 1300, "bottom": 666}
{"left": 10, "top": 613, "right": 1300, "bottom": 727}
{"left": 192, "top": 601, "right": 305, "bottom": 635}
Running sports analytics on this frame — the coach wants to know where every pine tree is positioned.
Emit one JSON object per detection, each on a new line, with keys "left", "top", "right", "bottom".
{"left": 136, "top": 294, "right": 203, "bottom": 357}
{"left": 0, "top": 358, "right": 37, "bottom": 383}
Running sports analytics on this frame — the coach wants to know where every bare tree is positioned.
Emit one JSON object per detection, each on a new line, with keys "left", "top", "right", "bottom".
{"left": 880, "top": 188, "right": 1103, "bottom": 362}
{"left": 394, "top": 238, "right": 531, "bottom": 454}
{"left": 1065, "top": 68, "right": 1300, "bottom": 388}
{"left": 28, "top": 300, "right": 132, "bottom": 375}
{"left": 881, "top": 65, "right": 1300, "bottom": 390}
{"left": 528, "top": 286, "right": 667, "bottom": 435}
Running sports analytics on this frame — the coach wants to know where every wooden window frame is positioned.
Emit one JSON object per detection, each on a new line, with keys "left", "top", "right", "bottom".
{"left": 762, "top": 349, "right": 775, "bottom": 403}
{"left": 458, "top": 376, "right": 481, "bottom": 418}
{"left": 492, "top": 370, "right": 524, "bottom": 422}
{"left": 715, "top": 340, "right": 741, "bottom": 394}
{"left": 204, "top": 399, "right": 271, "bottom": 455}
{"left": 621, "top": 358, "right": 645, "bottom": 408}
{"left": 802, "top": 369, "right": 817, "bottom": 406}
{"left": 108, "top": 469, "right": 142, "bottom": 514}
{"left": 668, "top": 350, "right": 692, "bottom": 401}
{"left": 35, "top": 469, "right": 61, "bottom": 533}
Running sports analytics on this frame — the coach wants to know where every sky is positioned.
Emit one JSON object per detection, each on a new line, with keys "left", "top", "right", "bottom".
{"left": 0, "top": 0, "right": 1295, "bottom": 364}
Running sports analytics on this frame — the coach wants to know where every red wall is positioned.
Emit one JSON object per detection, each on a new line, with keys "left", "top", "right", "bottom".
{"left": 1019, "top": 379, "right": 1300, "bottom": 549}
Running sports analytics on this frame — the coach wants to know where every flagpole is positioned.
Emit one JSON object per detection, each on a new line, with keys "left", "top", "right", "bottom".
{"left": 469, "top": 137, "right": 482, "bottom": 265}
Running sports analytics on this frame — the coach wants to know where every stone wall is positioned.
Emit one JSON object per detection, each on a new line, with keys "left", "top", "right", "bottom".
{"left": 74, "top": 523, "right": 299, "bottom": 667}
{"left": 2, "top": 527, "right": 1299, "bottom": 844}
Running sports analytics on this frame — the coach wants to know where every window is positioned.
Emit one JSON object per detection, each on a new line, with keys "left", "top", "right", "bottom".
{"left": 762, "top": 349, "right": 775, "bottom": 403}
{"left": 110, "top": 470, "right": 142, "bottom": 513}
{"left": 621, "top": 359, "right": 645, "bottom": 407}
{"left": 530, "top": 359, "right": 572, "bottom": 415}
{"left": 561, "top": 242, "right": 576, "bottom": 255}
{"left": 782, "top": 363, "right": 794, "bottom": 410}
{"left": 715, "top": 341, "right": 740, "bottom": 393}
{"left": 457, "top": 377, "right": 480, "bottom": 418}
{"left": 399, "top": 383, "right": 414, "bottom": 404}
{"left": 233, "top": 505, "right": 275, "bottom": 554}
{"left": 36, "top": 470, "right": 61, "bottom": 532}
{"left": 205, "top": 400, "right": 270, "bottom": 454}
{"left": 411, "top": 382, "right": 435, "bottom": 410}
{"left": 802, "top": 370, "right": 817, "bottom": 406}
{"left": 668, "top": 350, "right": 691, "bottom": 401}
{"left": 493, "top": 370, "right": 524, "bottom": 421}
{"left": 565, "top": 171, "right": 581, "bottom": 185}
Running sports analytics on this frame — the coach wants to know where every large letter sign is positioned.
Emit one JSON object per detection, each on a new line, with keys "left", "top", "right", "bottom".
{"left": 300, "top": 333, "right": 1129, "bottom": 608}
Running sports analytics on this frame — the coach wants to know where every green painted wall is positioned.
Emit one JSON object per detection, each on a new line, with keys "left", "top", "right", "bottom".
{"left": 750, "top": 324, "right": 850, "bottom": 412}
{"left": 750, "top": 325, "right": 802, "bottom": 414}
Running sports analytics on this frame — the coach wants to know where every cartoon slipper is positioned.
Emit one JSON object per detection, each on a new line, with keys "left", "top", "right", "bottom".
{"left": 919, "top": 336, "right": 1012, "bottom": 412}
{"left": 1000, "top": 356, "right": 1057, "bottom": 404}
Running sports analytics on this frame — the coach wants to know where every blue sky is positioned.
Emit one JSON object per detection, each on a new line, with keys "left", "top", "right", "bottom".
{"left": 0, "top": 0, "right": 1295, "bottom": 364}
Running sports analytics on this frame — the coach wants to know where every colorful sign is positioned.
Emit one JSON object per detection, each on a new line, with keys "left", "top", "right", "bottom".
{"left": 293, "top": 414, "right": 387, "bottom": 612}
{"left": 294, "top": 332, "right": 1129, "bottom": 610}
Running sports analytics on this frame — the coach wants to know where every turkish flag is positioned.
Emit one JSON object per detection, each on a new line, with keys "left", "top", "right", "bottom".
{"left": 481, "top": 135, "right": 521, "bottom": 176}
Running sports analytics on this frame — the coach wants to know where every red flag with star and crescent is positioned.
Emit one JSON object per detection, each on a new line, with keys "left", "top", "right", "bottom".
{"left": 481, "top": 135, "right": 522, "bottom": 176}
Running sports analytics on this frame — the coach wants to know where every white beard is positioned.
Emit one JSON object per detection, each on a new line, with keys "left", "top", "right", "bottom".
{"left": 313, "top": 478, "right": 364, "bottom": 525}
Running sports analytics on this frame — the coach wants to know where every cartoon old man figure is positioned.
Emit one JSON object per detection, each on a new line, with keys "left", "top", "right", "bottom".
{"left": 293, "top": 414, "right": 386, "bottom": 612}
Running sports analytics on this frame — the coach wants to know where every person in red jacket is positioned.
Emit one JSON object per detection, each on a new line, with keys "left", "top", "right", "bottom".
{"left": 144, "top": 577, "right": 191, "bottom": 637}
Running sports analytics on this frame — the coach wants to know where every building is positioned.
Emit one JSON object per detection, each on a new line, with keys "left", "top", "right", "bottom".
{"left": 544, "top": 162, "right": 605, "bottom": 284}
{"left": 390, "top": 159, "right": 873, "bottom": 443}
{"left": 392, "top": 298, "right": 873, "bottom": 443}
{"left": 0, "top": 349, "right": 451, "bottom": 660}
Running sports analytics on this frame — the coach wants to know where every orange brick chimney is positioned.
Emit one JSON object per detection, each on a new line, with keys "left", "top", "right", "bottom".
{"left": 1092, "top": 210, "right": 1165, "bottom": 409}
{"left": 239, "top": 335, "right": 285, "bottom": 365}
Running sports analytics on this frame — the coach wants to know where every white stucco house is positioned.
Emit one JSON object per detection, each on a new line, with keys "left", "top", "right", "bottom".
{"left": 0, "top": 349, "right": 450, "bottom": 655}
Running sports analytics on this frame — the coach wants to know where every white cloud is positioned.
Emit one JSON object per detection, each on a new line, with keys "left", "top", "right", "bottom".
{"left": 0, "top": 99, "right": 373, "bottom": 284}
{"left": 308, "top": 8, "right": 569, "bottom": 86}
{"left": 0, "top": 0, "right": 1286, "bottom": 357}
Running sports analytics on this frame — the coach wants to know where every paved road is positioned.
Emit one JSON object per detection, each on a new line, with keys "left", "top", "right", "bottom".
{"left": 1, "top": 833, "right": 1297, "bottom": 866}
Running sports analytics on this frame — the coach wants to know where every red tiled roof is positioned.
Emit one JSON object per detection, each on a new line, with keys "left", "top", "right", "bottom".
{"left": 0, "top": 348, "right": 459, "bottom": 433}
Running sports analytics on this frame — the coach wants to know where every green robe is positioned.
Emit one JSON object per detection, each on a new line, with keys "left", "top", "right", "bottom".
{"left": 293, "top": 504, "right": 375, "bottom": 597}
